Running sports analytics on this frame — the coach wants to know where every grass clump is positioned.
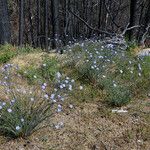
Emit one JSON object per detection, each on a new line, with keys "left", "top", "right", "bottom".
{"left": 106, "top": 83, "right": 131, "bottom": 106}
{"left": 0, "top": 63, "right": 76, "bottom": 138}
{"left": 0, "top": 64, "right": 52, "bottom": 138}
{"left": 18, "top": 56, "right": 59, "bottom": 84}
{"left": 0, "top": 44, "right": 42, "bottom": 65}
{"left": 17, "top": 45, "right": 42, "bottom": 54}
{"left": 0, "top": 44, "right": 17, "bottom": 64}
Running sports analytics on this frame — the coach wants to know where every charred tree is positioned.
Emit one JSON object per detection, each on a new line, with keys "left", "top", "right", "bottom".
{"left": 0, "top": 0, "right": 11, "bottom": 44}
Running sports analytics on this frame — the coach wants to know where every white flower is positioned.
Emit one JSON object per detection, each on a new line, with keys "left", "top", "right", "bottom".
{"left": 52, "top": 99, "right": 56, "bottom": 103}
{"left": 43, "top": 63, "right": 46, "bottom": 67}
{"left": 44, "top": 94, "right": 49, "bottom": 99}
{"left": 79, "top": 86, "right": 83, "bottom": 90}
{"left": 30, "top": 98, "right": 34, "bottom": 102}
{"left": 55, "top": 122, "right": 64, "bottom": 129}
{"left": 43, "top": 83, "right": 47, "bottom": 86}
{"left": 0, "top": 106, "right": 2, "bottom": 110}
{"left": 16, "top": 126, "right": 21, "bottom": 131}
{"left": 113, "top": 83, "right": 117, "bottom": 87}
{"left": 91, "top": 66, "right": 94, "bottom": 69}
{"left": 55, "top": 124, "right": 60, "bottom": 129}
{"left": 138, "top": 64, "right": 142, "bottom": 71}
{"left": 50, "top": 94, "right": 55, "bottom": 99}
{"left": 61, "top": 97, "right": 64, "bottom": 101}
{"left": 102, "top": 75, "right": 106, "bottom": 78}
{"left": 65, "top": 80, "right": 69, "bottom": 84}
{"left": 2, "top": 102, "right": 6, "bottom": 106}
{"left": 71, "top": 79, "right": 75, "bottom": 83}
{"left": 33, "top": 75, "right": 37, "bottom": 79}
{"left": 69, "top": 104, "right": 73, "bottom": 109}
{"left": 4, "top": 76, "right": 8, "bottom": 79}
{"left": 56, "top": 72, "right": 61, "bottom": 79}
{"left": 62, "top": 84, "right": 66, "bottom": 87}
{"left": 54, "top": 88, "right": 57, "bottom": 91}
{"left": 11, "top": 99, "right": 16, "bottom": 103}
{"left": 7, "top": 108, "right": 12, "bottom": 113}
{"left": 130, "top": 70, "right": 133, "bottom": 74}
{"left": 138, "top": 73, "right": 142, "bottom": 76}
{"left": 21, "top": 118, "right": 24, "bottom": 122}
{"left": 120, "top": 70, "right": 123, "bottom": 73}
{"left": 57, "top": 104, "right": 62, "bottom": 112}
{"left": 41, "top": 85, "right": 46, "bottom": 90}
{"left": 60, "top": 85, "right": 63, "bottom": 89}
{"left": 69, "top": 85, "right": 72, "bottom": 91}
{"left": 66, "top": 77, "right": 70, "bottom": 80}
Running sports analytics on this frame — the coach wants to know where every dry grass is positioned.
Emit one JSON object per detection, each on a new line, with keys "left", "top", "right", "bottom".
{"left": 0, "top": 51, "right": 149, "bottom": 150}
{"left": 10, "top": 52, "right": 57, "bottom": 68}
{"left": 0, "top": 100, "right": 149, "bottom": 150}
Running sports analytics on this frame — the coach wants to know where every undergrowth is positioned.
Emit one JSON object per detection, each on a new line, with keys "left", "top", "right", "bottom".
{"left": 61, "top": 40, "right": 150, "bottom": 106}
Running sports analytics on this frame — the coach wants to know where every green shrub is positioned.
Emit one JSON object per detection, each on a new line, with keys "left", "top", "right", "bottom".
{"left": 105, "top": 83, "right": 131, "bottom": 106}
{"left": 0, "top": 44, "right": 17, "bottom": 64}
{"left": 41, "top": 56, "right": 59, "bottom": 81}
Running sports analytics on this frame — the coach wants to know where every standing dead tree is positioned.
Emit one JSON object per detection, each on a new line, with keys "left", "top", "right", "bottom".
{"left": 0, "top": 0, "right": 11, "bottom": 44}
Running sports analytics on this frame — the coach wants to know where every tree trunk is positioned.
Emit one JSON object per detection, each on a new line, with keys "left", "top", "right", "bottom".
{"left": 45, "top": 0, "right": 48, "bottom": 51}
{"left": 18, "top": 0, "right": 24, "bottom": 46}
{"left": 126, "top": 0, "right": 137, "bottom": 41}
{"left": 0, "top": 0, "right": 11, "bottom": 44}
{"left": 51, "top": 0, "right": 59, "bottom": 49}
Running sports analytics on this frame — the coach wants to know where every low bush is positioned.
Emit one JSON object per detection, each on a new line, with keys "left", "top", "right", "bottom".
{"left": 0, "top": 44, "right": 17, "bottom": 64}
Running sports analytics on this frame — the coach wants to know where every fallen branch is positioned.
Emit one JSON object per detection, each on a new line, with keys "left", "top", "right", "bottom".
{"left": 140, "top": 24, "right": 150, "bottom": 46}
{"left": 68, "top": 9, "right": 115, "bottom": 36}
{"left": 121, "top": 23, "right": 140, "bottom": 36}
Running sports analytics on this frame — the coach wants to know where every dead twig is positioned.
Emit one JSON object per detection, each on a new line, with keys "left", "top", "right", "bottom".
{"left": 68, "top": 9, "right": 115, "bottom": 36}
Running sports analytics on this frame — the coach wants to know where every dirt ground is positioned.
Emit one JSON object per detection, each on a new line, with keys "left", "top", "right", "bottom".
{"left": 0, "top": 98, "right": 149, "bottom": 150}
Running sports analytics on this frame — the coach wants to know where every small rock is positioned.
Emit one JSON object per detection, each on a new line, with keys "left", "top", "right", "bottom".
{"left": 112, "top": 109, "right": 128, "bottom": 113}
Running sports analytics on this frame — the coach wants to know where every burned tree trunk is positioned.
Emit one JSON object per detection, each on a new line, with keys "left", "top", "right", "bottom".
{"left": 18, "top": 0, "right": 24, "bottom": 46}
{"left": 0, "top": 0, "right": 11, "bottom": 44}
{"left": 51, "top": 0, "right": 59, "bottom": 49}
{"left": 126, "top": 0, "right": 137, "bottom": 41}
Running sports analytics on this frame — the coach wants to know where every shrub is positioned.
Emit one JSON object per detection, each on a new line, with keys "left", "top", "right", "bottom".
{"left": 105, "top": 82, "right": 132, "bottom": 106}
{"left": 0, "top": 44, "right": 17, "bottom": 64}
{"left": 41, "top": 56, "right": 59, "bottom": 81}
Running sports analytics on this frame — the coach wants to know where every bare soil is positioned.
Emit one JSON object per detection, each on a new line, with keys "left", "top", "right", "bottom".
{"left": 0, "top": 99, "right": 149, "bottom": 150}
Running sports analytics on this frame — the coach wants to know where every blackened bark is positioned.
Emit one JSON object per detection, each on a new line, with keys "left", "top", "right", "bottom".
{"left": 0, "top": 0, "right": 11, "bottom": 44}
{"left": 18, "top": 0, "right": 24, "bottom": 46}
{"left": 126, "top": 0, "right": 137, "bottom": 41}
{"left": 51, "top": 0, "right": 59, "bottom": 49}
{"left": 45, "top": 0, "right": 48, "bottom": 51}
